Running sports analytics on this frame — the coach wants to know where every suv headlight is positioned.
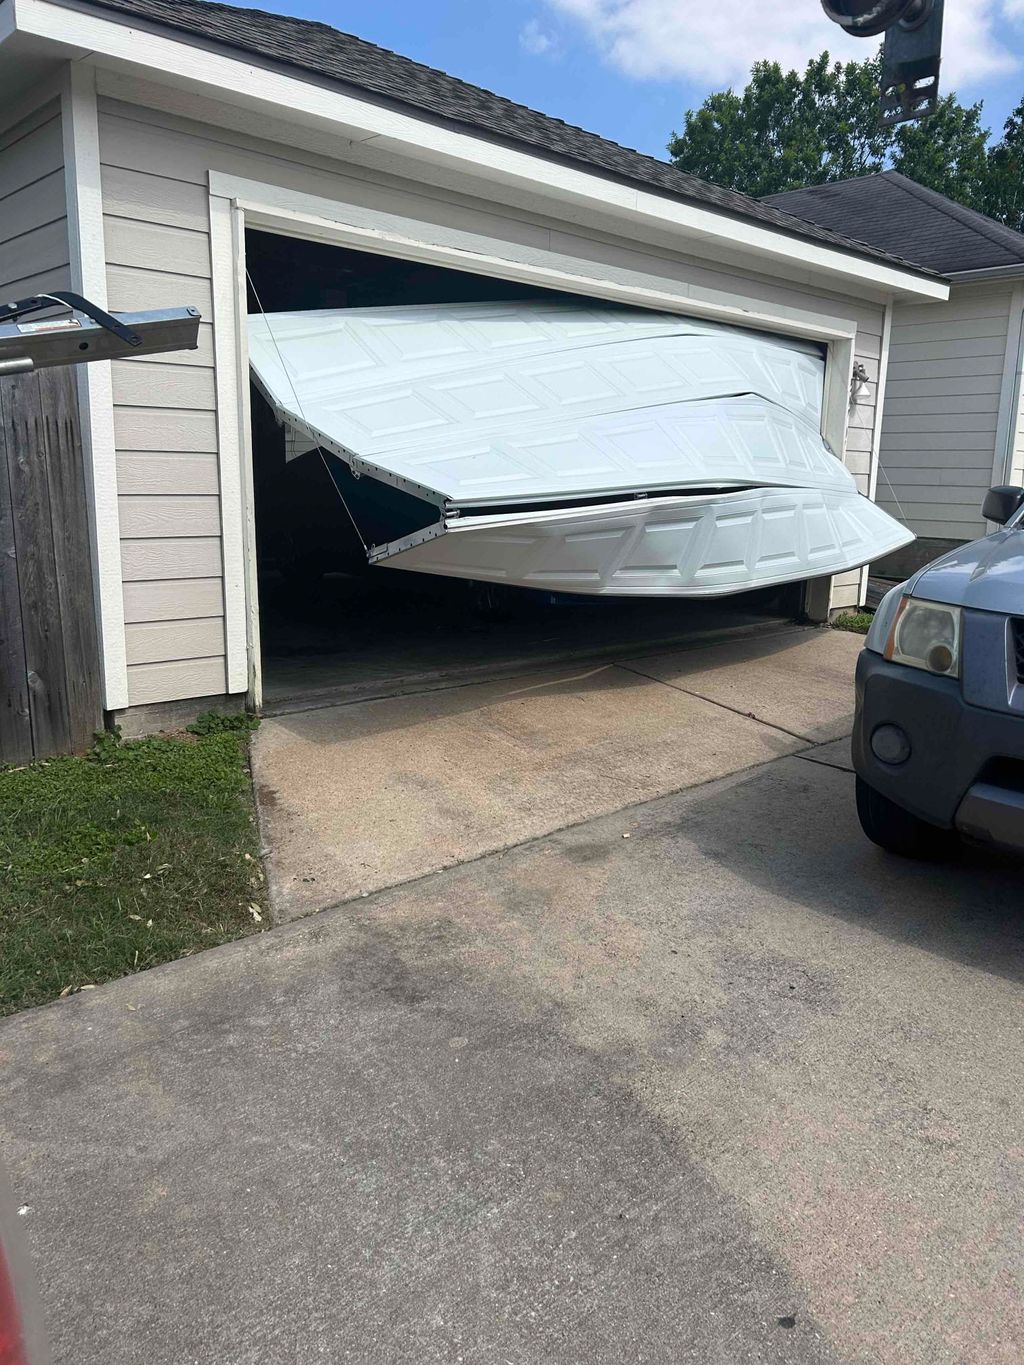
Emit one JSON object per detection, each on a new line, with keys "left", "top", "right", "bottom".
{"left": 884, "top": 597, "right": 962, "bottom": 678}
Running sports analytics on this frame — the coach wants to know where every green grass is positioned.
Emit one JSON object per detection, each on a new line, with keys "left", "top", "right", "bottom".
{"left": 0, "top": 725, "right": 264, "bottom": 1016}
{"left": 832, "top": 611, "right": 873, "bottom": 635}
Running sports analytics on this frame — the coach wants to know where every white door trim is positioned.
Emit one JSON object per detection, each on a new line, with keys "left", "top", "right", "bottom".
{"left": 993, "top": 281, "right": 1024, "bottom": 493}
{"left": 61, "top": 61, "right": 129, "bottom": 710}
{"left": 859, "top": 299, "right": 894, "bottom": 605}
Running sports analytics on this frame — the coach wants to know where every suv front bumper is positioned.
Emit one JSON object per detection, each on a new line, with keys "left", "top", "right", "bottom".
{"left": 853, "top": 648, "right": 1024, "bottom": 851}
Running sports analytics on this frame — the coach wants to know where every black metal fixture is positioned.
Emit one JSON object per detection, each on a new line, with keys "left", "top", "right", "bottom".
{"left": 821, "top": 0, "right": 944, "bottom": 124}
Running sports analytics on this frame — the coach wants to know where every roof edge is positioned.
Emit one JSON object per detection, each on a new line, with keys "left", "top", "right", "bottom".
{"left": 20, "top": 0, "right": 946, "bottom": 295}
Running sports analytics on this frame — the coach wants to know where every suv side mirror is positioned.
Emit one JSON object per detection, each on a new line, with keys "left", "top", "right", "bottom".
{"left": 982, "top": 485, "right": 1024, "bottom": 525}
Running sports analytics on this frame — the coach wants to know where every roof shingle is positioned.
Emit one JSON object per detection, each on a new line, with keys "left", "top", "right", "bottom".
{"left": 765, "top": 172, "right": 1024, "bottom": 275}
{"left": 79, "top": 0, "right": 937, "bottom": 279}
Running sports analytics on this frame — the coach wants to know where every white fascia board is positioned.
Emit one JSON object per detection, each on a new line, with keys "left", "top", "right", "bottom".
{"left": 16, "top": 0, "right": 947, "bottom": 303}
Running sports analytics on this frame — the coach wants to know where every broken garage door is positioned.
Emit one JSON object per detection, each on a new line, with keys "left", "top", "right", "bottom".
{"left": 248, "top": 300, "right": 913, "bottom": 596}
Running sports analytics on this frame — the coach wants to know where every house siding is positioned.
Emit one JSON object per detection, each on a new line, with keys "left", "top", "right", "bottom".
{"left": 95, "top": 93, "right": 887, "bottom": 704}
{"left": 878, "top": 282, "right": 1014, "bottom": 542}
{"left": 0, "top": 102, "right": 70, "bottom": 299}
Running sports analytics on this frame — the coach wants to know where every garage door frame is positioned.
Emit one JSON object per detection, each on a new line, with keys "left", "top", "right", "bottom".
{"left": 208, "top": 171, "right": 862, "bottom": 710}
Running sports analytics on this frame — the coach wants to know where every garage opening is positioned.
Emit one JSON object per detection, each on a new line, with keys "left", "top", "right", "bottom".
{"left": 242, "top": 230, "right": 859, "bottom": 711}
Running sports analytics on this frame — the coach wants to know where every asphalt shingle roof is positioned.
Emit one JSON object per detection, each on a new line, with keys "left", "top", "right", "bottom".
{"left": 78, "top": 0, "right": 937, "bottom": 279}
{"left": 765, "top": 172, "right": 1024, "bottom": 275}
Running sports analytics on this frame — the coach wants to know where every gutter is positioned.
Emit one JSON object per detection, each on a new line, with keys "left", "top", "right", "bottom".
{"left": 946, "top": 263, "right": 1024, "bottom": 284}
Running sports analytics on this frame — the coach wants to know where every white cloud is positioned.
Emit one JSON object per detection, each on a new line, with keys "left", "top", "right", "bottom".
{"left": 520, "top": 18, "right": 558, "bottom": 57}
{"left": 545, "top": 0, "right": 1021, "bottom": 91}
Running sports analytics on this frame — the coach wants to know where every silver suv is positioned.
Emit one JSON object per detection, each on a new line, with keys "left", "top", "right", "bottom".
{"left": 853, "top": 484, "right": 1024, "bottom": 858}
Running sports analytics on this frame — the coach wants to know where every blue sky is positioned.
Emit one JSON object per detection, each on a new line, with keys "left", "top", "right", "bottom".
{"left": 245, "top": 0, "right": 1024, "bottom": 158}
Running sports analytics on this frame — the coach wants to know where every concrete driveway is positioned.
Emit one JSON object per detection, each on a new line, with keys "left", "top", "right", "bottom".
{"left": 3, "top": 627, "right": 1022, "bottom": 1362}
{"left": 253, "top": 625, "right": 862, "bottom": 918}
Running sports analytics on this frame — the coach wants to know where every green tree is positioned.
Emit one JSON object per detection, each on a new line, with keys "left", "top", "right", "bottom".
{"left": 891, "top": 95, "right": 990, "bottom": 205}
{"left": 669, "top": 51, "right": 1002, "bottom": 217}
{"left": 668, "top": 52, "right": 893, "bottom": 198}
{"left": 983, "top": 96, "right": 1024, "bottom": 232}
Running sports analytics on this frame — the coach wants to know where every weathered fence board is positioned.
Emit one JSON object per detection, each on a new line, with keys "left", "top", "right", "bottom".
{"left": 0, "top": 368, "right": 102, "bottom": 764}
{"left": 0, "top": 419, "right": 30, "bottom": 764}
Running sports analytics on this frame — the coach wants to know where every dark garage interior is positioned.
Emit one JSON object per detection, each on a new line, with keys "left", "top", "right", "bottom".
{"left": 244, "top": 229, "right": 804, "bottom": 710}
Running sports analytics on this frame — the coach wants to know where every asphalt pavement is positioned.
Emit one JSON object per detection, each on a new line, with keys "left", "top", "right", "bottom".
{"left": 3, "top": 739, "right": 1022, "bottom": 1364}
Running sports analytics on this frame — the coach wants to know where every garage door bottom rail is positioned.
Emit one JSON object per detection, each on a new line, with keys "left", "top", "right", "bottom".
{"left": 366, "top": 484, "right": 909, "bottom": 597}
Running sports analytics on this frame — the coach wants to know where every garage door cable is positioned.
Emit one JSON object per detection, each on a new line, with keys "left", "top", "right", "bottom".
{"left": 245, "top": 270, "right": 370, "bottom": 554}
{"left": 875, "top": 462, "right": 908, "bottom": 524}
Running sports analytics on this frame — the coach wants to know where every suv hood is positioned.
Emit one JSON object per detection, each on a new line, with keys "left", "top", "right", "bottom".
{"left": 911, "top": 527, "right": 1024, "bottom": 614}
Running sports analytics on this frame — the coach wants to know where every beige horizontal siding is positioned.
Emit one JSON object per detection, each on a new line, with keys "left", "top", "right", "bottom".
{"left": 119, "top": 494, "right": 221, "bottom": 538}
{"left": 123, "top": 576, "right": 224, "bottom": 622}
{"left": 885, "top": 374, "right": 1002, "bottom": 399}
{"left": 125, "top": 616, "right": 225, "bottom": 665}
{"left": 880, "top": 515, "right": 985, "bottom": 540}
{"left": 877, "top": 483, "right": 994, "bottom": 507}
{"left": 1, "top": 171, "right": 65, "bottom": 244}
{"left": 888, "top": 335, "right": 1007, "bottom": 364}
{"left": 112, "top": 359, "right": 217, "bottom": 409}
{"left": 882, "top": 431, "right": 996, "bottom": 452}
{"left": 0, "top": 110, "right": 68, "bottom": 298}
{"left": 882, "top": 464, "right": 997, "bottom": 486}
{"left": 127, "top": 656, "right": 227, "bottom": 706}
{"left": 892, "top": 315, "right": 1009, "bottom": 344}
{"left": 105, "top": 215, "right": 211, "bottom": 278}
{"left": 896, "top": 294, "right": 1013, "bottom": 325}
{"left": 120, "top": 536, "right": 223, "bottom": 580}
{"left": 2, "top": 265, "right": 73, "bottom": 297}
{"left": 830, "top": 577, "right": 861, "bottom": 611}
{"left": 2, "top": 216, "right": 68, "bottom": 284}
{"left": 101, "top": 163, "right": 210, "bottom": 230}
{"left": 882, "top": 391, "right": 1002, "bottom": 414}
{"left": 0, "top": 111, "right": 63, "bottom": 198}
{"left": 883, "top": 411, "right": 999, "bottom": 434}
{"left": 106, "top": 262, "right": 213, "bottom": 316}
{"left": 114, "top": 407, "right": 217, "bottom": 452}
{"left": 115, "top": 451, "right": 220, "bottom": 495}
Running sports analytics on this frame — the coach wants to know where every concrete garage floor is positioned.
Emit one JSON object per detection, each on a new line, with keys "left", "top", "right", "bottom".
{"left": 253, "top": 625, "right": 862, "bottom": 918}
{"left": 3, "top": 738, "right": 1022, "bottom": 1364}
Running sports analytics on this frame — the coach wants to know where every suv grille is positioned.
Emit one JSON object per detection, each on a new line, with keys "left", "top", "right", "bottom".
{"left": 1013, "top": 619, "right": 1024, "bottom": 684}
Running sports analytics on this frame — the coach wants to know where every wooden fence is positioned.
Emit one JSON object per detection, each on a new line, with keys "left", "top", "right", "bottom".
{"left": 0, "top": 367, "right": 102, "bottom": 765}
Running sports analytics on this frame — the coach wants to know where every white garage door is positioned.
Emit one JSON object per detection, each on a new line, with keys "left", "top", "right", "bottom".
{"left": 249, "top": 300, "right": 912, "bottom": 596}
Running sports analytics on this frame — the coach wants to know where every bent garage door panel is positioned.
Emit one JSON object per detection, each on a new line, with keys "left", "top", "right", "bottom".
{"left": 250, "top": 300, "right": 912, "bottom": 596}
{"left": 370, "top": 489, "right": 911, "bottom": 596}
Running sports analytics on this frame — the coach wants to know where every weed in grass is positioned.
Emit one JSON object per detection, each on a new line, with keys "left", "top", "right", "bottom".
{"left": 0, "top": 728, "right": 263, "bottom": 1016}
{"left": 832, "top": 612, "right": 873, "bottom": 635}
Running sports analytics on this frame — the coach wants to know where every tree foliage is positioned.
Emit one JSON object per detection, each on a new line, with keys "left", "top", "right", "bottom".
{"left": 982, "top": 95, "right": 1024, "bottom": 232}
{"left": 668, "top": 51, "right": 1021, "bottom": 227}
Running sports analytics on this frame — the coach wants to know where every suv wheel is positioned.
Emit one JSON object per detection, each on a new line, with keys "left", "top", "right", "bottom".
{"left": 855, "top": 776, "right": 952, "bottom": 860}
